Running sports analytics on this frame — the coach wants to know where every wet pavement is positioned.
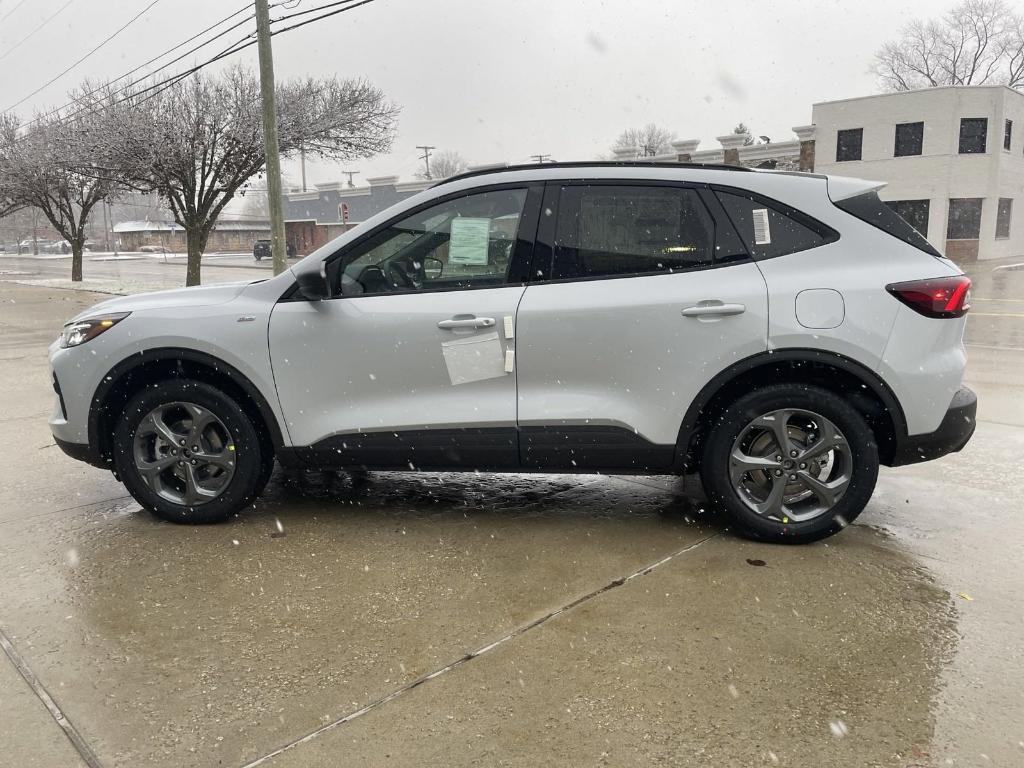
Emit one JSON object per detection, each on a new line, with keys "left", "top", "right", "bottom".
{"left": 0, "top": 262, "right": 1022, "bottom": 767}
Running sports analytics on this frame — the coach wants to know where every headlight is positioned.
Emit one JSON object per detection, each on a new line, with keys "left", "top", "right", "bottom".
{"left": 59, "top": 312, "right": 130, "bottom": 348}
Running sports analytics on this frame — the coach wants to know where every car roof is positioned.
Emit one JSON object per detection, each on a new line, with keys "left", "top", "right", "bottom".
{"left": 427, "top": 161, "right": 831, "bottom": 197}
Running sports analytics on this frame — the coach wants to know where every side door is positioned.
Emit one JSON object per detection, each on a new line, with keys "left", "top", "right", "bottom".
{"left": 514, "top": 181, "right": 769, "bottom": 470}
{"left": 269, "top": 184, "right": 541, "bottom": 469}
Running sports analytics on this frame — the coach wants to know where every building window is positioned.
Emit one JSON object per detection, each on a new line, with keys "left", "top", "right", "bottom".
{"left": 1006, "top": 119, "right": 1013, "bottom": 151}
{"left": 997, "top": 198, "right": 1013, "bottom": 239}
{"left": 836, "top": 128, "right": 863, "bottom": 161}
{"left": 947, "top": 198, "right": 984, "bottom": 239}
{"left": 894, "top": 122, "right": 924, "bottom": 157}
{"left": 885, "top": 199, "right": 930, "bottom": 237}
{"left": 959, "top": 118, "right": 988, "bottom": 154}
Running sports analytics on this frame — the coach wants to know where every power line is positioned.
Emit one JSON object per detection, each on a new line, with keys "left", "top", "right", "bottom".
{"left": 9, "top": 0, "right": 382, "bottom": 146}
{"left": 3, "top": 0, "right": 162, "bottom": 114}
{"left": 0, "top": 0, "right": 79, "bottom": 62}
{"left": 0, "top": 0, "right": 29, "bottom": 23}
{"left": 12, "top": 3, "right": 252, "bottom": 126}
{"left": 270, "top": 0, "right": 378, "bottom": 35}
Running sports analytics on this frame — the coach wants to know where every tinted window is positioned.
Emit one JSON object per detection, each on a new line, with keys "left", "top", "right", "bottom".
{"left": 835, "top": 191, "right": 941, "bottom": 257}
{"left": 331, "top": 188, "right": 527, "bottom": 296}
{"left": 997, "top": 197, "right": 1013, "bottom": 239}
{"left": 715, "top": 190, "right": 835, "bottom": 260}
{"left": 885, "top": 199, "right": 930, "bottom": 237}
{"left": 551, "top": 185, "right": 714, "bottom": 280}
{"left": 894, "top": 122, "right": 923, "bottom": 157}
{"left": 959, "top": 118, "right": 987, "bottom": 154}
{"left": 947, "top": 198, "right": 983, "bottom": 239}
{"left": 836, "top": 128, "right": 863, "bottom": 161}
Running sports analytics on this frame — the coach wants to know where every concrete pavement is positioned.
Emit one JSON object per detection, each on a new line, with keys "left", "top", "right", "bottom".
{"left": 0, "top": 261, "right": 1022, "bottom": 767}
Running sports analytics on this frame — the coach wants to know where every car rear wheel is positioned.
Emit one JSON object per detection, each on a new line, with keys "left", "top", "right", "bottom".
{"left": 113, "top": 380, "right": 264, "bottom": 524}
{"left": 700, "top": 384, "right": 879, "bottom": 544}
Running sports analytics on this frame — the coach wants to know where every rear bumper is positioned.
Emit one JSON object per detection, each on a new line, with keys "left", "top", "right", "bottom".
{"left": 891, "top": 386, "right": 977, "bottom": 466}
{"left": 54, "top": 436, "right": 109, "bottom": 469}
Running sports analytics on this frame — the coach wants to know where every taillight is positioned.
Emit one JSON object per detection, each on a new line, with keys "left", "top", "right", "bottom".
{"left": 885, "top": 275, "right": 971, "bottom": 318}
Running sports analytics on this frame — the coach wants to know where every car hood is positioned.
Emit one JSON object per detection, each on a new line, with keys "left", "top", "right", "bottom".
{"left": 69, "top": 281, "right": 254, "bottom": 322}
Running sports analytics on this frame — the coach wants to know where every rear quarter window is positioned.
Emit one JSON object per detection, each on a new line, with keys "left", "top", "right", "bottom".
{"left": 714, "top": 189, "right": 838, "bottom": 260}
{"left": 833, "top": 191, "right": 941, "bottom": 257}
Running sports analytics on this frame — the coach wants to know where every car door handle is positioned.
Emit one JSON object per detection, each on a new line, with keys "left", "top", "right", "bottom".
{"left": 681, "top": 302, "right": 746, "bottom": 317}
{"left": 437, "top": 316, "right": 497, "bottom": 330}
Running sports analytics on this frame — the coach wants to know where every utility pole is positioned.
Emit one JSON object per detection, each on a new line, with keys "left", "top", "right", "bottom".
{"left": 255, "top": 0, "right": 288, "bottom": 276}
{"left": 416, "top": 145, "right": 435, "bottom": 178}
{"left": 341, "top": 170, "right": 359, "bottom": 187}
{"left": 530, "top": 154, "right": 552, "bottom": 164}
{"left": 102, "top": 200, "right": 111, "bottom": 252}
{"left": 300, "top": 148, "right": 307, "bottom": 192}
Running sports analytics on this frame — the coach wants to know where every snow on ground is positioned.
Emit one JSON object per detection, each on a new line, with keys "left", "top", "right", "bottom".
{"left": 10, "top": 277, "right": 174, "bottom": 296}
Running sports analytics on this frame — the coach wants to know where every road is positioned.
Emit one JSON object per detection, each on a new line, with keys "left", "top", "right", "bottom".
{"left": 0, "top": 258, "right": 1022, "bottom": 767}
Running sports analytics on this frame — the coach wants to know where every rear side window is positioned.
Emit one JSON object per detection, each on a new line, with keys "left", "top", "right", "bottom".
{"left": 715, "top": 189, "right": 836, "bottom": 259}
{"left": 551, "top": 185, "right": 715, "bottom": 280}
{"left": 834, "top": 191, "right": 941, "bottom": 257}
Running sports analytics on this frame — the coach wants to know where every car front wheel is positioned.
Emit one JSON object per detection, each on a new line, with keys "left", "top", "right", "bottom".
{"left": 700, "top": 384, "right": 879, "bottom": 544}
{"left": 113, "top": 380, "right": 264, "bottom": 524}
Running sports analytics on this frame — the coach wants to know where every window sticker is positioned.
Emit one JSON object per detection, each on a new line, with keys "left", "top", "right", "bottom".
{"left": 448, "top": 217, "right": 491, "bottom": 265}
{"left": 752, "top": 208, "right": 771, "bottom": 245}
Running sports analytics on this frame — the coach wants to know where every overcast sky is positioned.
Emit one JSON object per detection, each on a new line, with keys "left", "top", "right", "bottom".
{"left": 0, "top": 0, "right": 945, "bottom": 188}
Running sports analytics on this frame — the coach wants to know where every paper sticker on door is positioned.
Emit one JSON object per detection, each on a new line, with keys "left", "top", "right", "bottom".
{"left": 441, "top": 331, "right": 506, "bottom": 385}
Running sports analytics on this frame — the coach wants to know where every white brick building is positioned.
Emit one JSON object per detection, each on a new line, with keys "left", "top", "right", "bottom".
{"left": 812, "top": 85, "right": 1024, "bottom": 262}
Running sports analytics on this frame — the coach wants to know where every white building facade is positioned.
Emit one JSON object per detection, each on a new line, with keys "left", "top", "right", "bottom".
{"left": 813, "top": 85, "right": 1024, "bottom": 262}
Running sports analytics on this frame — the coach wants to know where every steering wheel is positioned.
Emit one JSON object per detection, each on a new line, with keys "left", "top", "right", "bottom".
{"left": 387, "top": 260, "right": 419, "bottom": 290}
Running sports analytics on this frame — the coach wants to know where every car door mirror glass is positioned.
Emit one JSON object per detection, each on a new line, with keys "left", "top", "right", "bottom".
{"left": 423, "top": 256, "right": 444, "bottom": 279}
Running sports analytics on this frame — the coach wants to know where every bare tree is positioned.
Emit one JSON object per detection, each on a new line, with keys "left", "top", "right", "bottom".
{"left": 415, "top": 150, "right": 468, "bottom": 180}
{"left": 612, "top": 123, "right": 677, "bottom": 157}
{"left": 872, "top": 0, "right": 1024, "bottom": 90}
{"left": 113, "top": 66, "right": 397, "bottom": 285}
{"left": 0, "top": 105, "right": 123, "bottom": 281}
{"left": 733, "top": 122, "right": 755, "bottom": 146}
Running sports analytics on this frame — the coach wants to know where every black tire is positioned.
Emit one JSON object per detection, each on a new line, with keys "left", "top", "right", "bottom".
{"left": 699, "top": 384, "right": 878, "bottom": 544}
{"left": 113, "top": 380, "right": 264, "bottom": 524}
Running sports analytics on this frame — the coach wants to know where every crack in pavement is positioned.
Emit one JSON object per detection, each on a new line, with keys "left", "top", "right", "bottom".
{"left": 0, "top": 626, "right": 103, "bottom": 768}
{"left": 239, "top": 530, "right": 721, "bottom": 768}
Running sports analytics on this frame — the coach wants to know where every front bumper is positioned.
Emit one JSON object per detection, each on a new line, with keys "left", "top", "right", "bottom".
{"left": 891, "top": 386, "right": 977, "bottom": 466}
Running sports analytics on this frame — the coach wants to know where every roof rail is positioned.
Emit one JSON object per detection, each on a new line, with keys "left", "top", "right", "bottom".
{"left": 434, "top": 160, "right": 754, "bottom": 186}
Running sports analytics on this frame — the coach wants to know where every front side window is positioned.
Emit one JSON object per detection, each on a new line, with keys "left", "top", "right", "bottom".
{"left": 997, "top": 198, "right": 1013, "bottom": 239}
{"left": 836, "top": 128, "right": 863, "bottom": 161}
{"left": 715, "top": 189, "right": 836, "bottom": 260}
{"left": 330, "top": 188, "right": 528, "bottom": 296}
{"left": 959, "top": 118, "right": 988, "bottom": 154}
{"left": 885, "top": 199, "right": 931, "bottom": 237}
{"left": 894, "top": 122, "right": 923, "bottom": 157}
{"left": 947, "top": 198, "right": 984, "bottom": 239}
{"left": 550, "top": 185, "right": 715, "bottom": 280}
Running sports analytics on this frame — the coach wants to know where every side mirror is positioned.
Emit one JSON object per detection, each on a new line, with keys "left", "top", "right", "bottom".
{"left": 423, "top": 256, "right": 443, "bottom": 279}
{"left": 295, "top": 261, "right": 331, "bottom": 300}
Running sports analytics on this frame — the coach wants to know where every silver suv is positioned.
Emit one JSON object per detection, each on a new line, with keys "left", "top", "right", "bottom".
{"left": 49, "top": 163, "right": 976, "bottom": 543}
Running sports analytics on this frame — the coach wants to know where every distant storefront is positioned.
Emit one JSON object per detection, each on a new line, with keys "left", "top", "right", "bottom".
{"left": 113, "top": 218, "right": 270, "bottom": 252}
{"left": 284, "top": 176, "right": 435, "bottom": 256}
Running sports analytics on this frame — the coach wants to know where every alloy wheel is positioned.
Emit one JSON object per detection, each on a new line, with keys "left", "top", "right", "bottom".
{"left": 132, "top": 401, "right": 236, "bottom": 506}
{"left": 728, "top": 408, "right": 852, "bottom": 523}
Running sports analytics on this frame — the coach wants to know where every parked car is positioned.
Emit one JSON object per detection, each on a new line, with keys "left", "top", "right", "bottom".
{"left": 48, "top": 163, "right": 976, "bottom": 542}
{"left": 42, "top": 240, "right": 71, "bottom": 254}
{"left": 254, "top": 240, "right": 298, "bottom": 259}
